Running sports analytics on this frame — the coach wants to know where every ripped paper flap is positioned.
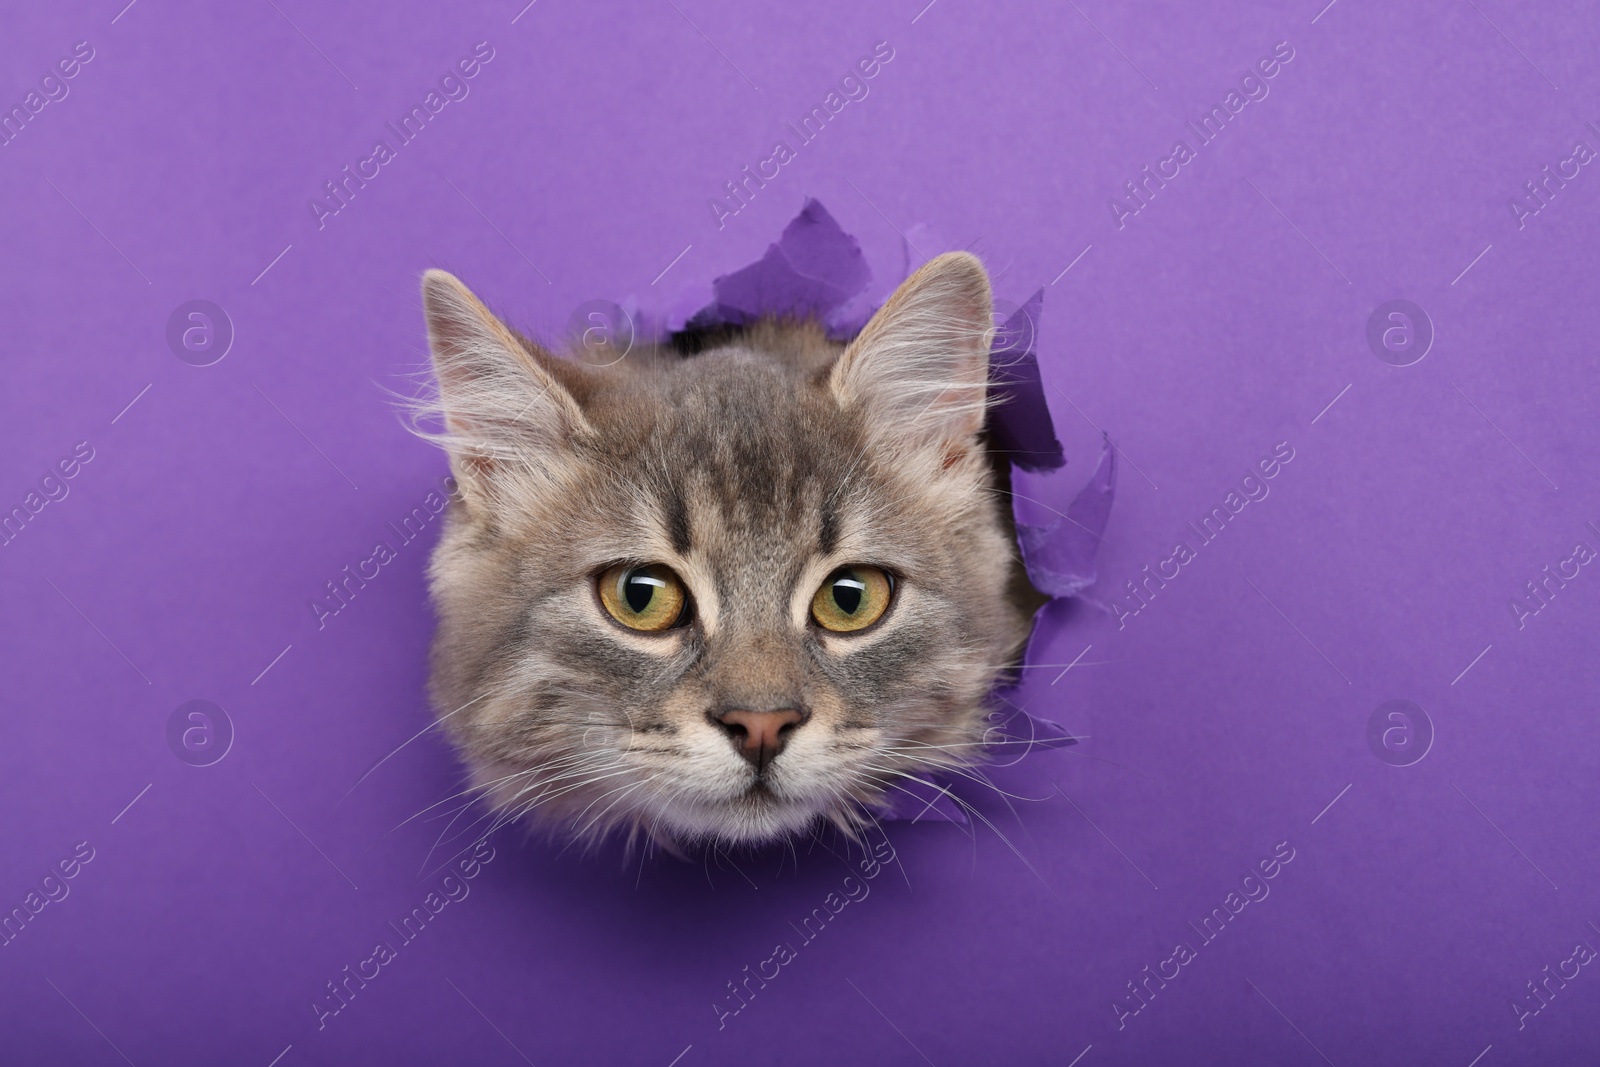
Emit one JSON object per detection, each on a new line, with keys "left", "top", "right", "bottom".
{"left": 683, "top": 199, "right": 871, "bottom": 335}
{"left": 1012, "top": 437, "right": 1117, "bottom": 600}
{"left": 987, "top": 289, "right": 1066, "bottom": 472}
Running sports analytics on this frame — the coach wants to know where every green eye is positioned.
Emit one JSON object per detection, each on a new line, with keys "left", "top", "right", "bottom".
{"left": 811, "top": 566, "right": 893, "bottom": 633}
{"left": 598, "top": 564, "right": 689, "bottom": 632}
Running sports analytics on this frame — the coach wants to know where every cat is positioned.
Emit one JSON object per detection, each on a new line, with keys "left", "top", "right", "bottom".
{"left": 416, "top": 251, "right": 1035, "bottom": 850}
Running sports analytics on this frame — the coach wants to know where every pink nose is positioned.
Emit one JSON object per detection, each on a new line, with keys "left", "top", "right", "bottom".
{"left": 714, "top": 708, "right": 805, "bottom": 771}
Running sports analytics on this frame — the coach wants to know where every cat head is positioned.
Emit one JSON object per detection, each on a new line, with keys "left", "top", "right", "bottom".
{"left": 418, "top": 252, "right": 1032, "bottom": 848}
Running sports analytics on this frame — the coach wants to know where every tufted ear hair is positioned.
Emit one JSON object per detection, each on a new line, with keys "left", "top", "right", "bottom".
{"left": 828, "top": 252, "right": 994, "bottom": 459}
{"left": 419, "top": 269, "right": 593, "bottom": 510}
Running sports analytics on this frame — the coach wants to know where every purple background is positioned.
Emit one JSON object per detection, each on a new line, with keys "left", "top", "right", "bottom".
{"left": 3, "top": 0, "right": 1599, "bottom": 1063}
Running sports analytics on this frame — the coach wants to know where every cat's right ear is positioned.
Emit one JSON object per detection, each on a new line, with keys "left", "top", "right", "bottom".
{"left": 420, "top": 269, "right": 591, "bottom": 509}
{"left": 828, "top": 252, "right": 994, "bottom": 463}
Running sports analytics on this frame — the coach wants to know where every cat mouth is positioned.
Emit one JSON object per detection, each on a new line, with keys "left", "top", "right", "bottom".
{"left": 735, "top": 775, "right": 836, "bottom": 817}
{"left": 736, "top": 777, "right": 812, "bottom": 809}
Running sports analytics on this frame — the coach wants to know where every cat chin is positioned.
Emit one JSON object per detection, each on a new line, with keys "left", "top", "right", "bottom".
{"left": 462, "top": 757, "right": 835, "bottom": 847}
{"left": 634, "top": 790, "right": 834, "bottom": 848}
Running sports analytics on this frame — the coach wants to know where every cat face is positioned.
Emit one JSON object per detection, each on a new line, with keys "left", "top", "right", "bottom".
{"left": 419, "top": 253, "right": 1032, "bottom": 847}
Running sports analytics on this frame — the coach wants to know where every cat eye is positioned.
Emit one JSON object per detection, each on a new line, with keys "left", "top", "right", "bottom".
{"left": 597, "top": 563, "right": 690, "bottom": 632}
{"left": 811, "top": 566, "right": 894, "bottom": 633}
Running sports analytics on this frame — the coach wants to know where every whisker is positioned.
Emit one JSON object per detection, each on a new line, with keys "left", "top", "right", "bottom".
{"left": 338, "top": 693, "right": 489, "bottom": 809}
{"left": 856, "top": 766, "right": 1061, "bottom": 902}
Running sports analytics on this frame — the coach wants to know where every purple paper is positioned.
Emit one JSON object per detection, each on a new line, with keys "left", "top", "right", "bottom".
{"left": 5, "top": 3, "right": 1600, "bottom": 1064}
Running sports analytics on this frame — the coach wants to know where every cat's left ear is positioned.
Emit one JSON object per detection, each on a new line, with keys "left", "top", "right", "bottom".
{"left": 829, "top": 251, "right": 993, "bottom": 459}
